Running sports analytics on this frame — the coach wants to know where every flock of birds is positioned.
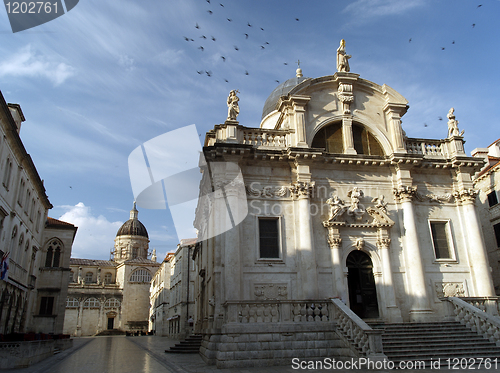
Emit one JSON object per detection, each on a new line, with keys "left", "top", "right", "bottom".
{"left": 182, "top": 0, "right": 300, "bottom": 85}
{"left": 180, "top": 1, "right": 486, "bottom": 129}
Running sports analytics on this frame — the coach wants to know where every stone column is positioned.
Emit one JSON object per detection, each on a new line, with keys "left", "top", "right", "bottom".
{"left": 342, "top": 116, "right": 356, "bottom": 154}
{"left": 76, "top": 299, "right": 83, "bottom": 336}
{"left": 393, "top": 186, "right": 432, "bottom": 321}
{"left": 376, "top": 235, "right": 403, "bottom": 322}
{"left": 455, "top": 188, "right": 495, "bottom": 296}
{"left": 290, "top": 96, "right": 311, "bottom": 148}
{"left": 290, "top": 180, "right": 317, "bottom": 299}
{"left": 325, "top": 228, "right": 347, "bottom": 302}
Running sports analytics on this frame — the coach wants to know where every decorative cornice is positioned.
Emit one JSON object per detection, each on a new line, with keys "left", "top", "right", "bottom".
{"left": 245, "top": 184, "right": 289, "bottom": 199}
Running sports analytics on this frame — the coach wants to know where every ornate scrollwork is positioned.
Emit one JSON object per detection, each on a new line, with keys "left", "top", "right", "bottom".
{"left": 453, "top": 188, "right": 478, "bottom": 204}
{"left": 327, "top": 235, "right": 342, "bottom": 249}
{"left": 393, "top": 185, "right": 417, "bottom": 202}
{"left": 245, "top": 184, "right": 289, "bottom": 198}
{"left": 435, "top": 282, "right": 466, "bottom": 298}
{"left": 376, "top": 238, "right": 391, "bottom": 249}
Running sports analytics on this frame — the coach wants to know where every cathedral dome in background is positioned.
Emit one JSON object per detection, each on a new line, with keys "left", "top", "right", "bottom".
{"left": 116, "top": 203, "right": 149, "bottom": 238}
{"left": 261, "top": 74, "right": 310, "bottom": 120}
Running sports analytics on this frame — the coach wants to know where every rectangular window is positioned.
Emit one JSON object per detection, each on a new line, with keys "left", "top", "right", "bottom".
{"left": 39, "top": 297, "right": 54, "bottom": 315}
{"left": 430, "top": 221, "right": 453, "bottom": 259}
{"left": 488, "top": 191, "right": 499, "bottom": 207}
{"left": 259, "top": 218, "right": 280, "bottom": 259}
{"left": 494, "top": 223, "right": 500, "bottom": 248}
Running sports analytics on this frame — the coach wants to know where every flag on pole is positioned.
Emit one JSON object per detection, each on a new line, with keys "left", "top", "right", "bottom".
{"left": 1, "top": 252, "right": 9, "bottom": 281}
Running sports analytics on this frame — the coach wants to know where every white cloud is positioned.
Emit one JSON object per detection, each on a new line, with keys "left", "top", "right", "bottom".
{"left": 58, "top": 202, "right": 123, "bottom": 260}
{"left": 343, "top": 0, "right": 426, "bottom": 18}
{"left": 0, "top": 44, "right": 75, "bottom": 86}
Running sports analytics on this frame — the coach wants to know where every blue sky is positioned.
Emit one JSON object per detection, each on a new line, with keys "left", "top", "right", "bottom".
{"left": 1, "top": 0, "right": 499, "bottom": 261}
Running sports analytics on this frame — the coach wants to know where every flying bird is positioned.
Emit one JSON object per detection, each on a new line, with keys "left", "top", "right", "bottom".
{"left": 220, "top": 3, "right": 224, "bottom": 7}
{"left": 227, "top": 18, "right": 232, "bottom": 22}
{"left": 452, "top": 40, "right": 455, "bottom": 44}
{"left": 245, "top": 70, "right": 249, "bottom": 75}
{"left": 472, "top": 23, "right": 476, "bottom": 28}
{"left": 441, "top": 47, "right": 445, "bottom": 50}
{"left": 234, "top": 45, "right": 239, "bottom": 51}
{"left": 283, "top": 62, "right": 288, "bottom": 65}
{"left": 409, "top": 38, "right": 412, "bottom": 43}
{"left": 207, "top": 10, "right": 213, "bottom": 15}
{"left": 221, "top": 56, "right": 226, "bottom": 62}
{"left": 265, "top": 41, "right": 269, "bottom": 45}
{"left": 224, "top": 79, "right": 229, "bottom": 82}
{"left": 260, "top": 27, "right": 264, "bottom": 31}
{"left": 244, "top": 33, "right": 249, "bottom": 39}
{"left": 183, "top": 36, "right": 192, "bottom": 41}
{"left": 260, "top": 45, "right": 265, "bottom": 49}
{"left": 205, "top": 70, "right": 212, "bottom": 77}
{"left": 197, "top": 70, "right": 203, "bottom": 74}
{"left": 195, "top": 23, "right": 200, "bottom": 29}
{"left": 477, "top": 4, "right": 482, "bottom": 8}
{"left": 211, "top": 36, "right": 216, "bottom": 41}
{"left": 247, "top": 22, "right": 252, "bottom": 27}
{"left": 206, "top": 0, "right": 210, "bottom": 3}
{"left": 275, "top": 80, "right": 280, "bottom": 83}
{"left": 438, "top": 117, "right": 443, "bottom": 121}
{"left": 295, "top": 18, "right": 299, "bottom": 21}
{"left": 200, "top": 35, "right": 207, "bottom": 39}
{"left": 198, "top": 46, "right": 205, "bottom": 51}
{"left": 424, "top": 123, "right": 428, "bottom": 127}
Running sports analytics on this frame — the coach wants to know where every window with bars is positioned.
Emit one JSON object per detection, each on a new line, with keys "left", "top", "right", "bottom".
{"left": 83, "top": 298, "right": 100, "bottom": 308}
{"left": 487, "top": 191, "right": 499, "bottom": 207}
{"left": 129, "top": 269, "right": 152, "bottom": 282}
{"left": 105, "top": 298, "right": 121, "bottom": 308}
{"left": 66, "top": 298, "right": 79, "bottom": 308}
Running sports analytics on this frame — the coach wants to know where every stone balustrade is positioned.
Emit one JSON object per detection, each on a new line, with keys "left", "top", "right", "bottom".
{"left": 405, "top": 138, "right": 445, "bottom": 157}
{"left": 460, "top": 297, "right": 500, "bottom": 316}
{"left": 330, "top": 298, "right": 385, "bottom": 357}
{"left": 205, "top": 124, "right": 291, "bottom": 148}
{"left": 224, "top": 300, "right": 332, "bottom": 324}
{"left": 8, "top": 259, "right": 28, "bottom": 286}
{"left": 446, "top": 297, "right": 500, "bottom": 346}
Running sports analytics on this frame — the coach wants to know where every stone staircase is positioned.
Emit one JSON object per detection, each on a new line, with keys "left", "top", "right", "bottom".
{"left": 165, "top": 334, "right": 202, "bottom": 354}
{"left": 370, "top": 321, "right": 500, "bottom": 367}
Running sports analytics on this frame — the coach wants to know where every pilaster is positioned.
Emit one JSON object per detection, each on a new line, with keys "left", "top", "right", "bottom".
{"left": 289, "top": 95, "right": 311, "bottom": 148}
{"left": 383, "top": 103, "right": 407, "bottom": 154}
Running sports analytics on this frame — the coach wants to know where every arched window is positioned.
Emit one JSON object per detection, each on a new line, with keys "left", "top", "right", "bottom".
{"left": 105, "top": 298, "right": 121, "bottom": 308}
{"left": 352, "top": 124, "right": 384, "bottom": 156}
{"left": 83, "top": 298, "right": 100, "bottom": 308}
{"left": 66, "top": 298, "right": 79, "bottom": 308}
{"left": 44, "top": 239, "right": 63, "bottom": 267}
{"left": 2, "top": 158, "right": 12, "bottom": 190}
{"left": 104, "top": 273, "right": 113, "bottom": 284}
{"left": 17, "top": 179, "right": 25, "bottom": 206}
{"left": 129, "top": 269, "right": 152, "bottom": 283}
{"left": 312, "top": 122, "right": 343, "bottom": 153}
{"left": 85, "top": 272, "right": 94, "bottom": 283}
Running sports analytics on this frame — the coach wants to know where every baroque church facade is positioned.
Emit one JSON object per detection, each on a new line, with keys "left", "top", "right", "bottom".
{"left": 63, "top": 204, "right": 159, "bottom": 336}
{"left": 191, "top": 41, "right": 496, "bottom": 367}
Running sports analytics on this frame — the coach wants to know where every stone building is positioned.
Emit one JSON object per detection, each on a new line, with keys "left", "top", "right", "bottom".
{"left": 0, "top": 90, "right": 76, "bottom": 337}
{"left": 150, "top": 239, "right": 196, "bottom": 339}
{"left": 191, "top": 43, "right": 496, "bottom": 367}
{"left": 472, "top": 139, "right": 500, "bottom": 293}
{"left": 63, "top": 204, "right": 159, "bottom": 336}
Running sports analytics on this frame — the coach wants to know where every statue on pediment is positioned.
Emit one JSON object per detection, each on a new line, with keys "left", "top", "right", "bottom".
{"left": 447, "top": 107, "right": 464, "bottom": 137}
{"left": 326, "top": 194, "right": 346, "bottom": 221}
{"left": 336, "top": 39, "right": 351, "bottom": 72}
{"left": 227, "top": 89, "right": 240, "bottom": 121}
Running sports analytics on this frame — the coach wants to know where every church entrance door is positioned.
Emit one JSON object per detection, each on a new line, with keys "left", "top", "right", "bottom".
{"left": 107, "top": 317, "right": 114, "bottom": 330}
{"left": 346, "top": 250, "right": 379, "bottom": 319}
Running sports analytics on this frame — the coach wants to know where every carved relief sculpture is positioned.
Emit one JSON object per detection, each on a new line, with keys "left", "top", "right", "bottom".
{"left": 227, "top": 89, "right": 240, "bottom": 121}
{"left": 289, "top": 181, "right": 315, "bottom": 199}
{"left": 435, "top": 282, "right": 466, "bottom": 298}
{"left": 338, "top": 83, "right": 354, "bottom": 114}
{"left": 371, "top": 195, "right": 388, "bottom": 213}
{"left": 325, "top": 194, "right": 346, "bottom": 221}
{"left": 347, "top": 187, "right": 365, "bottom": 220}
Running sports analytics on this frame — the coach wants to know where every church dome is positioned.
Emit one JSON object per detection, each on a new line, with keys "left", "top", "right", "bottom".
{"left": 116, "top": 203, "right": 149, "bottom": 238}
{"left": 261, "top": 75, "right": 310, "bottom": 119}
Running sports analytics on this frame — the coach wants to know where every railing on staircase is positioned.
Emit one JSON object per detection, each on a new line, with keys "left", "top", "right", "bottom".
{"left": 459, "top": 297, "right": 500, "bottom": 317}
{"left": 330, "top": 298, "right": 385, "bottom": 358}
{"left": 445, "top": 297, "right": 500, "bottom": 346}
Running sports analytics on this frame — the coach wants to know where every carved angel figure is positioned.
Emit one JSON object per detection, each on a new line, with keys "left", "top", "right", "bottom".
{"left": 371, "top": 195, "right": 388, "bottom": 213}
{"left": 325, "top": 194, "right": 345, "bottom": 221}
{"left": 347, "top": 187, "right": 363, "bottom": 212}
{"left": 227, "top": 89, "right": 240, "bottom": 120}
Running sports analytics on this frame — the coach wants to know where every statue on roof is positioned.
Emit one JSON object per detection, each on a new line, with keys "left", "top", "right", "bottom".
{"left": 227, "top": 89, "right": 240, "bottom": 121}
{"left": 336, "top": 39, "right": 351, "bottom": 73}
{"left": 447, "top": 107, "right": 464, "bottom": 137}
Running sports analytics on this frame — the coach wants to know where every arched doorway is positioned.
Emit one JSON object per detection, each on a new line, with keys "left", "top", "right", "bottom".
{"left": 346, "top": 250, "right": 379, "bottom": 319}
